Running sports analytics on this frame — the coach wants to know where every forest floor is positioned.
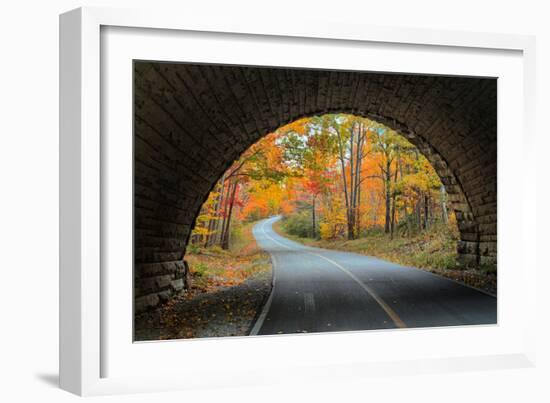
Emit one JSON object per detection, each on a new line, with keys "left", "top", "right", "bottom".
{"left": 134, "top": 222, "right": 272, "bottom": 341}
{"left": 273, "top": 220, "right": 497, "bottom": 296}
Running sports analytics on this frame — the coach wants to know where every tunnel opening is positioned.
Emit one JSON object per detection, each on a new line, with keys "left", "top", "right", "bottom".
{"left": 133, "top": 61, "right": 497, "bottom": 322}
{"left": 187, "top": 114, "right": 461, "bottom": 258}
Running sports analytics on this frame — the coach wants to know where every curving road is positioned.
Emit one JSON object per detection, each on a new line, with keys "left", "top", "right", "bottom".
{"left": 250, "top": 216, "right": 496, "bottom": 335}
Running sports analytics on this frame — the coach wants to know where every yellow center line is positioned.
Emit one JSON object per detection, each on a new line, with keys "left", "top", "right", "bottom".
{"left": 261, "top": 219, "right": 407, "bottom": 329}
{"left": 309, "top": 252, "right": 406, "bottom": 328}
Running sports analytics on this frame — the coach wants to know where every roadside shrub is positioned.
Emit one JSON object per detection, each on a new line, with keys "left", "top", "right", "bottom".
{"left": 358, "top": 226, "right": 385, "bottom": 238}
{"left": 282, "top": 211, "right": 316, "bottom": 238}
{"left": 191, "top": 261, "right": 209, "bottom": 277}
{"left": 208, "top": 245, "right": 226, "bottom": 255}
{"left": 186, "top": 243, "right": 201, "bottom": 255}
{"left": 229, "top": 223, "right": 244, "bottom": 251}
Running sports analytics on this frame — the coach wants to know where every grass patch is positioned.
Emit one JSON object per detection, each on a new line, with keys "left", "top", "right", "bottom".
{"left": 185, "top": 221, "right": 271, "bottom": 293}
{"left": 275, "top": 219, "right": 458, "bottom": 270}
{"left": 274, "top": 219, "right": 496, "bottom": 295}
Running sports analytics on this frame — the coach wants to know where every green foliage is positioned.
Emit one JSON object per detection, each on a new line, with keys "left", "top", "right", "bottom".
{"left": 187, "top": 243, "right": 201, "bottom": 255}
{"left": 229, "top": 223, "right": 245, "bottom": 252}
{"left": 282, "top": 211, "right": 318, "bottom": 238}
{"left": 192, "top": 261, "right": 210, "bottom": 277}
{"left": 278, "top": 218, "right": 460, "bottom": 272}
{"left": 279, "top": 131, "right": 309, "bottom": 171}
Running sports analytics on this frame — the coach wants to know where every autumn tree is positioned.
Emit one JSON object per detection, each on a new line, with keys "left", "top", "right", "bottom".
{"left": 191, "top": 113, "right": 455, "bottom": 251}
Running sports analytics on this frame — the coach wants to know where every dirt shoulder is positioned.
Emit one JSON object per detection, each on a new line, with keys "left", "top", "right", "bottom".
{"left": 135, "top": 222, "right": 273, "bottom": 341}
{"left": 273, "top": 220, "right": 496, "bottom": 297}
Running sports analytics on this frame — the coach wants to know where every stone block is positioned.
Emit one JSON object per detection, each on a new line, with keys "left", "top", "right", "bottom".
{"left": 135, "top": 293, "right": 160, "bottom": 314}
{"left": 155, "top": 274, "right": 173, "bottom": 290}
{"left": 457, "top": 240, "right": 478, "bottom": 255}
{"left": 157, "top": 290, "right": 173, "bottom": 303}
{"left": 479, "top": 255, "right": 497, "bottom": 267}
{"left": 457, "top": 253, "right": 478, "bottom": 268}
{"left": 479, "top": 241, "right": 497, "bottom": 256}
{"left": 171, "top": 278, "right": 185, "bottom": 292}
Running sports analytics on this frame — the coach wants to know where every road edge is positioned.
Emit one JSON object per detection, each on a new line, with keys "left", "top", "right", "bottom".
{"left": 273, "top": 219, "right": 497, "bottom": 299}
{"left": 248, "top": 219, "right": 277, "bottom": 336}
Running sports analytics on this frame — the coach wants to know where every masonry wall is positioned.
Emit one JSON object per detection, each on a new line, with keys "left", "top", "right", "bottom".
{"left": 133, "top": 62, "right": 497, "bottom": 313}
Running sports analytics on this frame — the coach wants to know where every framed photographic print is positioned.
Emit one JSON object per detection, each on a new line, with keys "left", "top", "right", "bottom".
{"left": 60, "top": 6, "right": 537, "bottom": 396}
{"left": 132, "top": 61, "right": 498, "bottom": 341}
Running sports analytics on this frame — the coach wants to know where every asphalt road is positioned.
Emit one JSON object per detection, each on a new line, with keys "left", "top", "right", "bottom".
{"left": 250, "top": 216, "right": 496, "bottom": 335}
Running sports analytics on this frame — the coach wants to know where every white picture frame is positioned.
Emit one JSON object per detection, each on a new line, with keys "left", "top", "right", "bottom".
{"left": 59, "top": 6, "right": 537, "bottom": 396}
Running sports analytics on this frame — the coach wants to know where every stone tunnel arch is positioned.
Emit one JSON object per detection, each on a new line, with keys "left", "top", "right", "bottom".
{"left": 134, "top": 61, "right": 497, "bottom": 312}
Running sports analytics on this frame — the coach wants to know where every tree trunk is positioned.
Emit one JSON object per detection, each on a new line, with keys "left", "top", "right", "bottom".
{"left": 356, "top": 183, "right": 361, "bottom": 237}
{"left": 384, "top": 160, "right": 391, "bottom": 234}
{"left": 390, "top": 197, "right": 396, "bottom": 240}
{"left": 336, "top": 128, "right": 353, "bottom": 240}
{"left": 403, "top": 199, "right": 412, "bottom": 237}
{"left": 205, "top": 176, "right": 225, "bottom": 247}
{"left": 416, "top": 198, "right": 422, "bottom": 230}
{"left": 217, "top": 180, "right": 231, "bottom": 246}
{"left": 221, "top": 181, "right": 238, "bottom": 250}
{"left": 312, "top": 195, "right": 316, "bottom": 238}
{"left": 440, "top": 185, "right": 448, "bottom": 224}
{"left": 348, "top": 123, "right": 357, "bottom": 240}
{"left": 390, "top": 156, "right": 400, "bottom": 239}
{"left": 353, "top": 122, "right": 366, "bottom": 239}
{"left": 424, "top": 193, "right": 429, "bottom": 230}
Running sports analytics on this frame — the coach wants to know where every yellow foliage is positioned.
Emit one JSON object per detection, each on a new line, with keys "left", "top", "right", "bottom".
{"left": 190, "top": 113, "right": 456, "bottom": 245}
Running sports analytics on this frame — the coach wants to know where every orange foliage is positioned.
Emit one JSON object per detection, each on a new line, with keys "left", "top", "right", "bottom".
{"left": 192, "top": 114, "right": 451, "bottom": 246}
